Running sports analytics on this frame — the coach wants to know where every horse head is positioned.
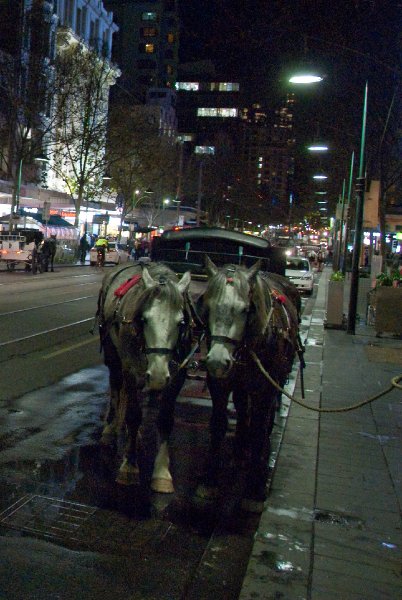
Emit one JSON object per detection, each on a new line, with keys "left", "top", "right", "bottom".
{"left": 140, "top": 267, "right": 191, "bottom": 390}
{"left": 203, "top": 256, "right": 261, "bottom": 379}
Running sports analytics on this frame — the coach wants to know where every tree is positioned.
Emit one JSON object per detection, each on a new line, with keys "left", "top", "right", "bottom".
{"left": 52, "top": 44, "right": 119, "bottom": 227}
{"left": 0, "top": 2, "right": 57, "bottom": 225}
{"left": 107, "top": 103, "right": 179, "bottom": 231}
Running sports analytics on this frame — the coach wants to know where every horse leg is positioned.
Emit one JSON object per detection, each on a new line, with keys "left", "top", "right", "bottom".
{"left": 232, "top": 384, "right": 249, "bottom": 461}
{"left": 150, "top": 370, "right": 185, "bottom": 494}
{"left": 242, "top": 388, "right": 276, "bottom": 513}
{"left": 196, "top": 377, "right": 230, "bottom": 499}
{"left": 101, "top": 338, "right": 122, "bottom": 446}
{"left": 116, "top": 371, "right": 142, "bottom": 485}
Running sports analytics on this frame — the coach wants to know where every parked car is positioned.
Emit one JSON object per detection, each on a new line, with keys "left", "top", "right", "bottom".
{"left": 89, "top": 241, "right": 130, "bottom": 266}
{"left": 285, "top": 256, "right": 314, "bottom": 295}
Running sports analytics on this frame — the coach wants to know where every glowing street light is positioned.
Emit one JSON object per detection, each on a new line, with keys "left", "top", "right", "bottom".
{"left": 307, "top": 144, "right": 328, "bottom": 152}
{"left": 313, "top": 174, "right": 328, "bottom": 180}
{"left": 289, "top": 74, "right": 323, "bottom": 84}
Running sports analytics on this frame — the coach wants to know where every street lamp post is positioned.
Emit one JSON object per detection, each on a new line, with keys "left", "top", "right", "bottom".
{"left": 341, "top": 151, "right": 355, "bottom": 275}
{"left": 347, "top": 83, "right": 368, "bottom": 335}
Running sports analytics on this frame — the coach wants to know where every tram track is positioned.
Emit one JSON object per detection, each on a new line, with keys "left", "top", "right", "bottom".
{"left": 0, "top": 269, "right": 102, "bottom": 362}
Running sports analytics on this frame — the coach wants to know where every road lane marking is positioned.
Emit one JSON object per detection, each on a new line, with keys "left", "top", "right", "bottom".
{"left": 0, "top": 296, "right": 96, "bottom": 316}
{"left": 42, "top": 336, "right": 98, "bottom": 359}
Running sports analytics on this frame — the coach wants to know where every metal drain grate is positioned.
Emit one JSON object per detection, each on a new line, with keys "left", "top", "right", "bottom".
{"left": 0, "top": 494, "right": 97, "bottom": 541}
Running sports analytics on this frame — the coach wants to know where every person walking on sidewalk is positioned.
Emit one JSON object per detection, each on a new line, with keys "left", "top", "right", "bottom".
{"left": 79, "top": 234, "right": 90, "bottom": 264}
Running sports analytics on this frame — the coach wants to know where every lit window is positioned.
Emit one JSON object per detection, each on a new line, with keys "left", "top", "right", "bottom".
{"left": 145, "top": 43, "right": 154, "bottom": 53}
{"left": 195, "top": 146, "right": 215, "bottom": 155}
{"left": 166, "top": 64, "right": 173, "bottom": 75}
{"left": 177, "top": 134, "right": 194, "bottom": 142}
{"left": 167, "top": 32, "right": 174, "bottom": 43}
{"left": 175, "top": 82, "right": 199, "bottom": 91}
{"left": 142, "top": 12, "right": 157, "bottom": 21}
{"left": 197, "top": 108, "right": 238, "bottom": 118}
{"left": 142, "top": 27, "right": 157, "bottom": 37}
{"left": 209, "top": 82, "right": 240, "bottom": 91}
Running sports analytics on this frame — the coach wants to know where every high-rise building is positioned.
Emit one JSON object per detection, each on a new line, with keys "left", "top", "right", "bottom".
{"left": 104, "top": 0, "right": 179, "bottom": 103}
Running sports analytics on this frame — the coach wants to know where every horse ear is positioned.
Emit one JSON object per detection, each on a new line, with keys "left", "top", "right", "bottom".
{"left": 141, "top": 267, "right": 156, "bottom": 289}
{"left": 177, "top": 271, "right": 191, "bottom": 293}
{"left": 205, "top": 255, "right": 218, "bottom": 278}
{"left": 246, "top": 259, "right": 261, "bottom": 282}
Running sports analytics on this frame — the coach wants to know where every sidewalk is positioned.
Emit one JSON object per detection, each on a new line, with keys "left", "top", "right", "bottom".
{"left": 240, "top": 267, "right": 402, "bottom": 599}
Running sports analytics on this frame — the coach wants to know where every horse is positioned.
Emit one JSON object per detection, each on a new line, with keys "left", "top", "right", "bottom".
{"left": 198, "top": 256, "right": 301, "bottom": 513}
{"left": 97, "top": 262, "right": 192, "bottom": 495}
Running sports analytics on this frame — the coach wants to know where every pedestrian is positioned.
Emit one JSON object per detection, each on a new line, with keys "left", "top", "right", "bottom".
{"left": 317, "top": 251, "right": 324, "bottom": 272}
{"left": 48, "top": 234, "right": 57, "bottom": 272}
{"left": 79, "top": 234, "right": 90, "bottom": 264}
{"left": 364, "top": 248, "right": 369, "bottom": 267}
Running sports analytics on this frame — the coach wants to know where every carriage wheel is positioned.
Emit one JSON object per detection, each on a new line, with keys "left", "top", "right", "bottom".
{"left": 6, "top": 262, "right": 15, "bottom": 271}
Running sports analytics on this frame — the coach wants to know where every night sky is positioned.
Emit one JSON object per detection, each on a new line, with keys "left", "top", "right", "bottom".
{"left": 179, "top": 1, "right": 401, "bottom": 205}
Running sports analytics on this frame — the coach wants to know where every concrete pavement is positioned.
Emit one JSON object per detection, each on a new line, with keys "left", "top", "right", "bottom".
{"left": 240, "top": 267, "right": 402, "bottom": 599}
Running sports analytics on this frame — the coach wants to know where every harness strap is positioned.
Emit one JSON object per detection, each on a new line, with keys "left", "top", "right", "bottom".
{"left": 210, "top": 334, "right": 239, "bottom": 346}
{"left": 145, "top": 347, "right": 173, "bottom": 355}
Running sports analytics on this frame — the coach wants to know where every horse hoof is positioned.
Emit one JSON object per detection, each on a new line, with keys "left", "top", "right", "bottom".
{"left": 241, "top": 498, "right": 265, "bottom": 513}
{"left": 116, "top": 462, "right": 139, "bottom": 486}
{"left": 195, "top": 484, "right": 219, "bottom": 500}
{"left": 151, "top": 477, "right": 174, "bottom": 494}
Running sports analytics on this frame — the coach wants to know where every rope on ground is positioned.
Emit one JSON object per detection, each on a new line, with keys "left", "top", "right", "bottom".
{"left": 250, "top": 351, "right": 402, "bottom": 413}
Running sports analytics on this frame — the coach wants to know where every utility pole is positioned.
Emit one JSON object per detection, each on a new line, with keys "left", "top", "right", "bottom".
{"left": 347, "top": 83, "right": 368, "bottom": 335}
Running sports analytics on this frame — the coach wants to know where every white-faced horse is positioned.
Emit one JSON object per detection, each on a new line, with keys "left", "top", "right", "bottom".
{"left": 97, "top": 262, "right": 192, "bottom": 494}
{"left": 199, "top": 257, "right": 301, "bottom": 512}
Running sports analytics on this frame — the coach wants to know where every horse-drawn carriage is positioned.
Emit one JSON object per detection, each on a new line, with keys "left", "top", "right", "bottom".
{"left": 0, "top": 234, "right": 35, "bottom": 271}
{"left": 151, "top": 226, "right": 286, "bottom": 279}
{"left": 95, "top": 228, "right": 303, "bottom": 513}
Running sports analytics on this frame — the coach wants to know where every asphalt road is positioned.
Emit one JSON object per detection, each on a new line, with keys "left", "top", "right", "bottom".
{"left": 0, "top": 264, "right": 314, "bottom": 599}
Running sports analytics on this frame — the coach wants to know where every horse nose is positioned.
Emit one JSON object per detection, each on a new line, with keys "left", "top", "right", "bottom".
{"left": 206, "top": 353, "right": 231, "bottom": 378}
{"left": 146, "top": 370, "right": 170, "bottom": 390}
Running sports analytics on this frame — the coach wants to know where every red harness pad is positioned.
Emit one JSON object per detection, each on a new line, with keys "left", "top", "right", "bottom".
{"left": 114, "top": 274, "right": 142, "bottom": 298}
{"left": 272, "top": 289, "right": 287, "bottom": 304}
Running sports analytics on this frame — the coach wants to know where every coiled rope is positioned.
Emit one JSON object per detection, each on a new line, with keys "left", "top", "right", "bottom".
{"left": 250, "top": 350, "right": 402, "bottom": 413}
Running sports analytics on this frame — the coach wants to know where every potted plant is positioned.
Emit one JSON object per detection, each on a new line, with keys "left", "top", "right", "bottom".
{"left": 326, "top": 271, "right": 345, "bottom": 328}
{"left": 373, "top": 271, "right": 402, "bottom": 335}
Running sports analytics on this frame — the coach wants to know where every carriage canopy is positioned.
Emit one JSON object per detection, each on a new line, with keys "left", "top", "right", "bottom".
{"left": 151, "top": 227, "right": 286, "bottom": 278}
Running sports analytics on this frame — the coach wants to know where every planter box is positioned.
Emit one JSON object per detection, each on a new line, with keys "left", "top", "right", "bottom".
{"left": 374, "top": 287, "right": 402, "bottom": 335}
{"left": 326, "top": 280, "right": 344, "bottom": 328}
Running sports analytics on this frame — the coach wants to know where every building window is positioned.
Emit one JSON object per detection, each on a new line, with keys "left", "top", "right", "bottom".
{"left": 142, "top": 12, "right": 157, "bottom": 21}
{"left": 209, "top": 82, "right": 240, "bottom": 92}
{"left": 145, "top": 43, "right": 155, "bottom": 53}
{"left": 197, "top": 108, "right": 238, "bottom": 118}
{"left": 142, "top": 27, "right": 157, "bottom": 37}
{"left": 76, "top": 8, "right": 82, "bottom": 36}
{"left": 167, "top": 32, "right": 175, "bottom": 43}
{"left": 195, "top": 146, "right": 215, "bottom": 155}
{"left": 64, "top": 0, "right": 73, "bottom": 27}
{"left": 175, "top": 82, "right": 199, "bottom": 91}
